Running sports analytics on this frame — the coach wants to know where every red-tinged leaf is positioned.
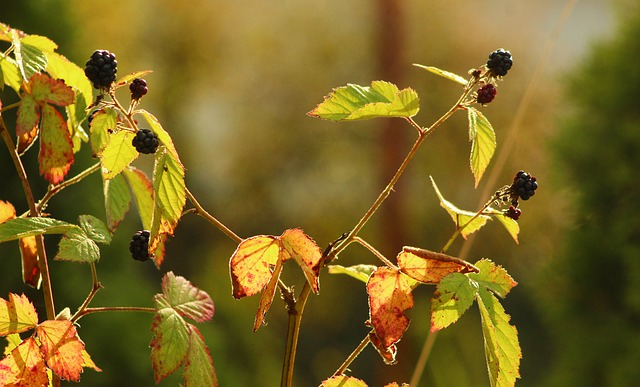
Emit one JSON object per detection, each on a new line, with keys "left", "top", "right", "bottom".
{"left": 253, "top": 258, "right": 284, "bottom": 331}
{"left": 151, "top": 233, "right": 167, "bottom": 268}
{"left": 38, "top": 104, "right": 73, "bottom": 184}
{"left": 367, "top": 267, "right": 413, "bottom": 348}
{"left": 0, "top": 293, "right": 39, "bottom": 335}
{"left": 321, "top": 375, "right": 368, "bottom": 387}
{"left": 430, "top": 273, "right": 477, "bottom": 332}
{"left": 469, "top": 259, "right": 517, "bottom": 298}
{"left": 368, "top": 330, "right": 397, "bottom": 365}
{"left": 16, "top": 126, "right": 39, "bottom": 155}
{"left": 183, "top": 324, "right": 217, "bottom": 387}
{"left": 159, "top": 272, "right": 214, "bottom": 323}
{"left": 280, "top": 228, "right": 322, "bottom": 293}
{"left": 102, "top": 173, "right": 131, "bottom": 232}
{"left": 19, "top": 236, "right": 40, "bottom": 287}
{"left": 0, "top": 337, "right": 48, "bottom": 387}
{"left": 229, "top": 236, "right": 280, "bottom": 299}
{"left": 35, "top": 320, "right": 85, "bottom": 381}
{"left": 15, "top": 94, "right": 39, "bottom": 136}
{"left": 398, "top": 246, "right": 479, "bottom": 284}
{"left": 28, "top": 73, "right": 74, "bottom": 106}
{"left": 150, "top": 308, "right": 190, "bottom": 383}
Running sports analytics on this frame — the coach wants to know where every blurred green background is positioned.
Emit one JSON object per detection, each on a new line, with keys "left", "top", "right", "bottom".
{"left": 1, "top": 0, "right": 639, "bottom": 385}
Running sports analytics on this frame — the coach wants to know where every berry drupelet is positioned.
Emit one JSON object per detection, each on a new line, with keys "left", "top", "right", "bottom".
{"left": 130, "top": 78, "right": 148, "bottom": 100}
{"left": 84, "top": 50, "right": 118, "bottom": 89}
{"left": 486, "top": 49, "right": 513, "bottom": 77}
{"left": 130, "top": 230, "right": 151, "bottom": 261}
{"left": 477, "top": 84, "right": 497, "bottom": 104}
{"left": 504, "top": 205, "right": 522, "bottom": 220}
{"left": 132, "top": 128, "right": 159, "bottom": 154}
{"left": 511, "top": 170, "right": 538, "bottom": 201}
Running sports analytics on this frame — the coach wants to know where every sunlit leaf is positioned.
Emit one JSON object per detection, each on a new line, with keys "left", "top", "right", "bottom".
{"left": 468, "top": 107, "right": 496, "bottom": 187}
{"left": 469, "top": 259, "right": 517, "bottom": 298}
{"left": 477, "top": 288, "right": 521, "bottom": 387}
{"left": 368, "top": 330, "right": 398, "bottom": 365}
{"left": 80, "top": 349, "right": 101, "bottom": 372}
{"left": 367, "top": 267, "right": 413, "bottom": 348}
{"left": 0, "top": 337, "right": 48, "bottom": 386}
{"left": 138, "top": 109, "right": 182, "bottom": 165}
{"left": 413, "top": 64, "right": 468, "bottom": 85}
{"left": 150, "top": 308, "right": 190, "bottom": 383}
{"left": 27, "top": 73, "right": 74, "bottom": 107}
{"left": 0, "top": 54, "right": 22, "bottom": 93}
{"left": 152, "top": 148, "right": 186, "bottom": 231}
{"left": 15, "top": 94, "right": 40, "bottom": 137}
{"left": 158, "top": 272, "right": 214, "bottom": 323}
{"left": 20, "top": 35, "right": 57, "bottom": 53}
{"left": 321, "top": 375, "right": 368, "bottom": 387}
{"left": 16, "top": 126, "right": 39, "bottom": 155}
{"left": 0, "top": 293, "right": 39, "bottom": 335}
{"left": 45, "top": 51, "right": 92, "bottom": 109}
{"left": 430, "top": 176, "right": 491, "bottom": 238}
{"left": 230, "top": 236, "right": 279, "bottom": 299}
{"left": 327, "top": 264, "right": 377, "bottom": 283}
{"left": 0, "top": 217, "right": 77, "bottom": 242}
{"left": 36, "top": 320, "right": 88, "bottom": 382}
{"left": 14, "top": 37, "right": 47, "bottom": 80}
{"left": 0, "top": 200, "right": 16, "bottom": 223}
{"left": 397, "top": 246, "right": 478, "bottom": 284}
{"left": 103, "top": 173, "right": 131, "bottom": 232}
{"left": 280, "top": 228, "right": 322, "bottom": 293}
{"left": 78, "top": 215, "right": 111, "bottom": 245}
{"left": 3, "top": 333, "right": 22, "bottom": 356}
{"left": 183, "top": 324, "right": 217, "bottom": 387}
{"left": 100, "top": 129, "right": 138, "bottom": 179}
{"left": 54, "top": 228, "right": 100, "bottom": 263}
{"left": 89, "top": 108, "right": 117, "bottom": 158}
{"left": 122, "top": 167, "right": 154, "bottom": 230}
{"left": 39, "top": 104, "right": 74, "bottom": 184}
{"left": 492, "top": 211, "right": 520, "bottom": 244}
{"left": 430, "top": 273, "right": 477, "bottom": 332}
{"left": 254, "top": 258, "right": 283, "bottom": 331}
{"left": 308, "top": 80, "right": 419, "bottom": 121}
{"left": 19, "top": 236, "right": 40, "bottom": 287}
{"left": 116, "top": 70, "right": 153, "bottom": 88}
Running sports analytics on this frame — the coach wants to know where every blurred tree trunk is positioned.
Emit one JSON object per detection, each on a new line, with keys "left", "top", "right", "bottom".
{"left": 377, "top": 0, "right": 407, "bottom": 257}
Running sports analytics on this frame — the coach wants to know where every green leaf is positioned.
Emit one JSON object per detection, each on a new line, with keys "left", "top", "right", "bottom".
{"left": 183, "top": 324, "right": 217, "bottom": 387}
{"left": 54, "top": 228, "right": 100, "bottom": 263}
{"left": 14, "top": 36, "right": 48, "bottom": 80}
{"left": 157, "top": 272, "right": 214, "bottom": 323}
{"left": 16, "top": 94, "right": 40, "bottom": 136}
{"left": 78, "top": 215, "right": 112, "bottom": 245}
{"left": 0, "top": 54, "right": 22, "bottom": 93}
{"left": 100, "top": 129, "right": 138, "bottom": 179}
{"left": 308, "top": 80, "right": 419, "bottom": 121}
{"left": 152, "top": 148, "right": 186, "bottom": 230}
{"left": 122, "top": 167, "right": 154, "bottom": 230}
{"left": 477, "top": 288, "right": 521, "bottom": 387}
{"left": 491, "top": 210, "right": 520, "bottom": 243}
{"left": 468, "top": 107, "right": 497, "bottom": 187}
{"left": 469, "top": 259, "right": 517, "bottom": 298}
{"left": 137, "top": 109, "right": 183, "bottom": 165}
{"left": 89, "top": 108, "right": 117, "bottom": 157}
{"left": 117, "top": 70, "right": 153, "bottom": 87}
{"left": 327, "top": 264, "right": 378, "bottom": 283}
{"left": 0, "top": 217, "right": 78, "bottom": 242}
{"left": 39, "top": 104, "right": 74, "bottom": 184}
{"left": 430, "top": 272, "right": 478, "bottom": 332}
{"left": 150, "top": 308, "right": 190, "bottom": 383}
{"left": 430, "top": 176, "right": 491, "bottom": 238}
{"left": 103, "top": 173, "right": 131, "bottom": 232}
{"left": 413, "top": 64, "right": 468, "bottom": 86}
{"left": 20, "top": 35, "right": 57, "bottom": 53}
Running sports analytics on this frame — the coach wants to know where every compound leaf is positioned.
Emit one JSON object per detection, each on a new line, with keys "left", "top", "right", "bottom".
{"left": 469, "top": 259, "right": 517, "bottom": 298}
{"left": 103, "top": 173, "right": 132, "bottom": 232}
{"left": 308, "top": 80, "right": 419, "bottom": 121}
{"left": 78, "top": 215, "right": 111, "bottom": 245}
{"left": 150, "top": 308, "right": 190, "bottom": 383}
{"left": 327, "top": 264, "right": 378, "bottom": 283}
{"left": 16, "top": 94, "right": 39, "bottom": 137}
{"left": 158, "top": 272, "right": 214, "bottom": 323}
{"left": 430, "top": 273, "right": 477, "bottom": 332}
{"left": 54, "top": 228, "right": 100, "bottom": 263}
{"left": 468, "top": 107, "right": 496, "bottom": 188}
{"left": 100, "top": 129, "right": 138, "bottom": 179}
{"left": 0, "top": 293, "right": 39, "bottom": 336}
{"left": 0, "top": 217, "right": 77, "bottom": 242}
{"left": 183, "top": 324, "right": 217, "bottom": 387}
{"left": 230, "top": 236, "right": 280, "bottom": 299}
{"left": 39, "top": 104, "right": 74, "bottom": 184}
{"left": 397, "top": 246, "right": 478, "bottom": 284}
{"left": 280, "top": 228, "right": 322, "bottom": 293}
{"left": 89, "top": 108, "right": 117, "bottom": 158}
{"left": 36, "top": 320, "right": 88, "bottom": 382}
{"left": 367, "top": 267, "right": 413, "bottom": 348}
{"left": 28, "top": 73, "right": 74, "bottom": 107}
{"left": 0, "top": 337, "right": 48, "bottom": 386}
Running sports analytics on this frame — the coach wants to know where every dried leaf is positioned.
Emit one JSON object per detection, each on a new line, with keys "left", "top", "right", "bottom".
{"left": 368, "top": 330, "right": 397, "bottom": 365}
{"left": 36, "top": 320, "right": 86, "bottom": 381}
{"left": 0, "top": 337, "right": 48, "bottom": 386}
{"left": 280, "top": 228, "right": 322, "bottom": 293}
{"left": 230, "top": 235, "right": 279, "bottom": 299}
{"left": 398, "top": 246, "right": 478, "bottom": 284}
{"left": 38, "top": 104, "right": 74, "bottom": 184}
{"left": 367, "top": 267, "right": 413, "bottom": 348}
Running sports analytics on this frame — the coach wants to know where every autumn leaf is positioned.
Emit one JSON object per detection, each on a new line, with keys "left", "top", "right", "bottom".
{"left": 368, "top": 330, "right": 398, "bottom": 365}
{"left": 0, "top": 293, "right": 39, "bottom": 336}
{"left": 183, "top": 324, "right": 217, "bottom": 387}
{"left": 279, "top": 228, "right": 322, "bottom": 293}
{"left": 367, "top": 267, "right": 413, "bottom": 348}
{"left": 38, "top": 103, "right": 74, "bottom": 184}
{"left": 36, "top": 320, "right": 89, "bottom": 382}
{"left": 27, "top": 72, "right": 75, "bottom": 107}
{"left": 16, "top": 126, "right": 39, "bottom": 155}
{"left": 0, "top": 201, "right": 40, "bottom": 287}
{"left": 397, "top": 246, "right": 478, "bottom": 284}
{"left": 150, "top": 308, "right": 190, "bottom": 383}
{"left": 156, "top": 272, "right": 214, "bottom": 323}
{"left": 15, "top": 94, "right": 39, "bottom": 137}
{"left": 254, "top": 258, "right": 284, "bottom": 331}
{"left": 0, "top": 337, "right": 48, "bottom": 387}
{"left": 321, "top": 375, "right": 368, "bottom": 387}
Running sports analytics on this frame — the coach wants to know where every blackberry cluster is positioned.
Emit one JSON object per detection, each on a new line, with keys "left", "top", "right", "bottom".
{"left": 477, "top": 84, "right": 497, "bottom": 104}
{"left": 511, "top": 170, "right": 538, "bottom": 201}
{"left": 130, "top": 230, "right": 151, "bottom": 261}
{"left": 84, "top": 50, "right": 118, "bottom": 89}
{"left": 130, "top": 78, "right": 148, "bottom": 100}
{"left": 132, "top": 128, "right": 159, "bottom": 154}
{"left": 504, "top": 205, "right": 522, "bottom": 221}
{"left": 486, "top": 49, "right": 513, "bottom": 77}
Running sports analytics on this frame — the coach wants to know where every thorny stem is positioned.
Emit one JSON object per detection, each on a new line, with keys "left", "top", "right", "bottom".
{"left": 1, "top": 116, "right": 60, "bottom": 387}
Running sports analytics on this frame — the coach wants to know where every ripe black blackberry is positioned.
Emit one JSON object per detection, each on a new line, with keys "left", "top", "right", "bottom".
{"left": 477, "top": 84, "right": 497, "bottom": 104}
{"left": 130, "top": 230, "right": 151, "bottom": 261}
{"left": 504, "top": 205, "right": 522, "bottom": 220}
{"left": 130, "top": 78, "right": 148, "bottom": 100}
{"left": 511, "top": 170, "right": 538, "bottom": 201}
{"left": 486, "top": 49, "right": 512, "bottom": 77}
{"left": 132, "top": 128, "right": 159, "bottom": 154}
{"left": 84, "top": 50, "right": 118, "bottom": 89}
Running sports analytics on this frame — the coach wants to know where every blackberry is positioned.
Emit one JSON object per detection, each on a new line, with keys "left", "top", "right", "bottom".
{"left": 132, "top": 128, "right": 159, "bottom": 154}
{"left": 129, "top": 230, "right": 151, "bottom": 261}
{"left": 84, "top": 50, "right": 118, "bottom": 89}
{"left": 504, "top": 205, "right": 522, "bottom": 220}
{"left": 511, "top": 170, "right": 538, "bottom": 201}
{"left": 130, "top": 78, "right": 148, "bottom": 100}
{"left": 486, "top": 49, "right": 513, "bottom": 77}
{"left": 477, "top": 84, "right": 497, "bottom": 104}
